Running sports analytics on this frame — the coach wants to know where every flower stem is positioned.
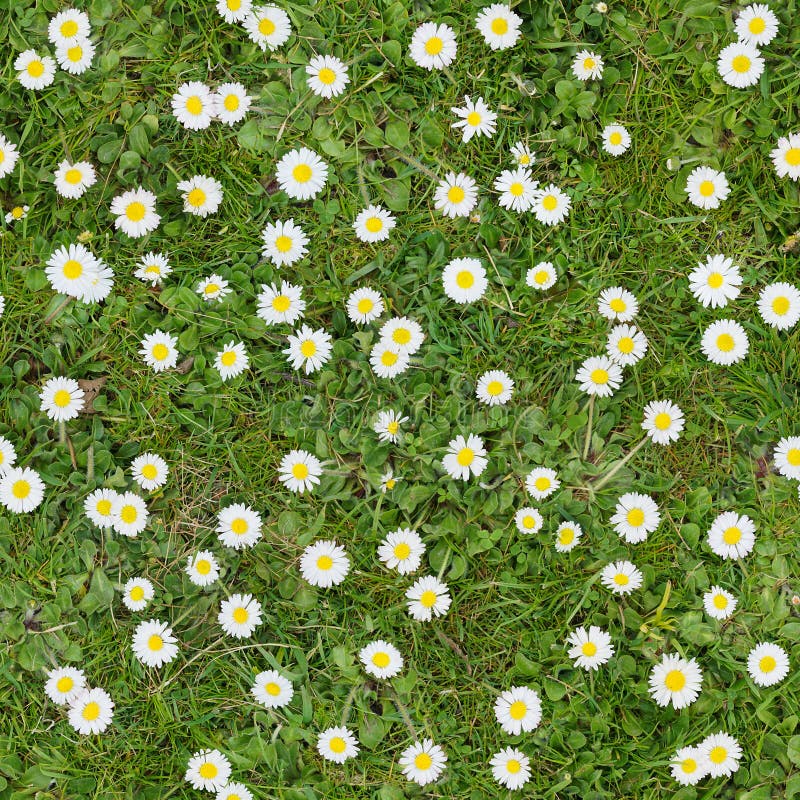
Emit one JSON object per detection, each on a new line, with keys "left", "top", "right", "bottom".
{"left": 583, "top": 396, "right": 595, "bottom": 461}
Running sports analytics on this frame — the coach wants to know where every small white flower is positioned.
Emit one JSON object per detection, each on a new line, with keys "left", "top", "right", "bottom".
{"left": 305, "top": 54, "right": 349, "bottom": 98}
{"left": 399, "top": 739, "right": 447, "bottom": 786}
{"left": 185, "top": 749, "right": 232, "bottom": 792}
{"left": 671, "top": 746, "right": 710, "bottom": 786}
{"left": 706, "top": 511, "right": 756, "bottom": 560}
{"left": 251, "top": 669, "right": 293, "bottom": 708}
{"left": 373, "top": 409, "right": 408, "bottom": 443}
{"left": 490, "top": 747, "right": 530, "bottom": 790}
{"left": 700, "top": 319, "right": 749, "bottom": 365}
{"left": 601, "top": 124, "right": 631, "bottom": 156}
{"left": 442, "top": 257, "right": 487, "bottom": 304}
{"left": 747, "top": 642, "right": 790, "bottom": 687}
{"left": 300, "top": 540, "right": 350, "bottom": 587}
{"left": 261, "top": 218, "right": 309, "bottom": 267}
{"left": 688, "top": 254, "right": 742, "bottom": 308}
{"left": 171, "top": 81, "right": 216, "bottom": 131}
{"left": 525, "top": 467, "right": 559, "bottom": 499}
{"left": 598, "top": 286, "right": 638, "bottom": 322}
{"left": 770, "top": 132, "right": 800, "bottom": 180}
{"left": 648, "top": 654, "right": 703, "bottom": 709}
{"left": 111, "top": 492, "right": 149, "bottom": 538}
{"left": 476, "top": 369, "right": 514, "bottom": 406}
{"left": 698, "top": 732, "right": 742, "bottom": 778}
{"left": 610, "top": 492, "right": 660, "bottom": 544}
{"left": 703, "top": 585, "right": 738, "bottom": 620}
{"left": 54, "top": 160, "right": 96, "bottom": 199}
{"left": 186, "top": 550, "right": 220, "bottom": 587}
{"left": 257, "top": 281, "right": 306, "bottom": 326}
{"left": 67, "top": 687, "right": 114, "bottom": 735}
{"left": 641, "top": 399, "right": 685, "bottom": 445}
{"left": 122, "top": 577, "right": 154, "bottom": 612}
{"left": 735, "top": 4, "right": 779, "bottom": 46}
{"left": 139, "top": 330, "right": 179, "bottom": 372}
{"left": 178, "top": 174, "right": 223, "bottom": 217}
{"left": 353, "top": 205, "right": 395, "bottom": 243}
{"left": 215, "top": 82, "right": 252, "bottom": 125}
{"left": 510, "top": 141, "right": 535, "bottom": 167}
{"left": 526, "top": 261, "right": 557, "bottom": 290}
{"left": 717, "top": 41, "right": 764, "bottom": 88}
{"left": 218, "top": 593, "right": 263, "bottom": 639}
{"left": 39, "top": 376, "right": 85, "bottom": 422}
{"left": 442, "top": 433, "right": 488, "bottom": 480}
{"left": 135, "top": 252, "right": 171, "bottom": 286}
{"left": 55, "top": 37, "right": 95, "bottom": 75}
{"left": 475, "top": 4, "right": 522, "bottom": 50}
{"left": 0, "top": 466, "right": 45, "bottom": 514}
{"left": 284, "top": 325, "right": 333, "bottom": 373}
{"left": 566, "top": 626, "right": 614, "bottom": 670}
{"left": 532, "top": 184, "right": 571, "bottom": 226}
{"left": 44, "top": 665, "right": 86, "bottom": 706}
{"left": 83, "top": 488, "right": 117, "bottom": 529}
{"left": 378, "top": 316, "right": 425, "bottom": 354}
{"left": 131, "top": 619, "right": 179, "bottom": 668}
{"left": 451, "top": 95, "right": 497, "bottom": 143}
{"left": 494, "top": 686, "right": 541, "bottom": 735}
{"left": 575, "top": 355, "right": 623, "bottom": 398}
{"left": 317, "top": 726, "right": 359, "bottom": 763}
{"left": 408, "top": 22, "right": 457, "bottom": 70}
{"left": 433, "top": 171, "right": 478, "bottom": 218}
{"left": 217, "top": 503, "right": 262, "bottom": 550}
{"left": 514, "top": 506, "right": 543, "bottom": 534}
{"left": 757, "top": 282, "right": 800, "bottom": 330}
{"left": 554, "top": 521, "right": 582, "bottom": 552}
{"left": 377, "top": 528, "right": 425, "bottom": 574}
{"left": 369, "top": 341, "right": 411, "bottom": 378}
{"left": 359, "top": 640, "right": 403, "bottom": 679}
{"left": 275, "top": 147, "right": 329, "bottom": 201}
{"left": 14, "top": 50, "right": 57, "bottom": 90}
{"left": 110, "top": 188, "right": 160, "bottom": 238}
{"left": 600, "top": 560, "right": 643, "bottom": 595}
{"left": 278, "top": 449, "right": 322, "bottom": 493}
{"left": 774, "top": 436, "right": 800, "bottom": 480}
{"left": 196, "top": 274, "right": 231, "bottom": 302}
{"left": 346, "top": 287, "right": 384, "bottom": 324}
{"left": 244, "top": 5, "right": 292, "bottom": 51}
{"left": 406, "top": 576, "right": 451, "bottom": 621}
{"left": 48, "top": 9, "right": 91, "bottom": 46}
{"left": 214, "top": 341, "right": 249, "bottom": 381}
{"left": 494, "top": 167, "right": 538, "bottom": 213}
{"left": 606, "top": 324, "right": 648, "bottom": 366}
{"left": 685, "top": 166, "right": 730, "bottom": 210}
{"left": 572, "top": 49, "right": 603, "bottom": 80}
{"left": 130, "top": 453, "right": 168, "bottom": 491}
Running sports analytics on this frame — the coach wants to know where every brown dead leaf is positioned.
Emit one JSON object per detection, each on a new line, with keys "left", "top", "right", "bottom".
{"left": 78, "top": 376, "right": 107, "bottom": 414}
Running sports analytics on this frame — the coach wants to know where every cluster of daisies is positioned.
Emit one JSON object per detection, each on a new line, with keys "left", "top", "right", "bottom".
{"left": 715, "top": 3, "right": 778, "bottom": 89}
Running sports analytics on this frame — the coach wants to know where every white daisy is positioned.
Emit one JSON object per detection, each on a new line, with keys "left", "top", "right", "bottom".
{"left": 39, "top": 376, "right": 85, "bottom": 422}
{"left": 606, "top": 324, "right": 648, "bottom": 366}
{"left": 217, "top": 503, "right": 262, "bottom": 550}
{"left": 510, "top": 141, "right": 535, "bottom": 167}
{"left": 44, "top": 665, "right": 86, "bottom": 706}
{"left": 216, "top": 0, "right": 250, "bottom": 24}
{"left": 5, "top": 205, "right": 28, "bottom": 223}
{"left": 83, "top": 488, "right": 118, "bottom": 529}
{"left": 525, "top": 467, "right": 559, "bottom": 499}
{"left": 566, "top": 626, "right": 614, "bottom": 671}
{"left": 707, "top": 511, "right": 756, "bottom": 560}
{"left": 185, "top": 749, "right": 232, "bottom": 792}
{"left": 373, "top": 409, "right": 408, "bottom": 443}
{"left": 717, "top": 41, "right": 764, "bottom": 88}
{"left": 110, "top": 188, "right": 160, "bottom": 238}
{"left": 305, "top": 54, "right": 349, "bottom": 98}
{"left": 494, "top": 167, "right": 538, "bottom": 213}
{"left": 346, "top": 287, "right": 384, "bottom": 324}
{"left": 490, "top": 747, "right": 530, "bottom": 790}
{"left": 572, "top": 49, "right": 603, "bottom": 80}
{"left": 451, "top": 95, "right": 497, "bottom": 143}
{"left": 67, "top": 687, "right": 114, "bottom": 735}
{"left": 494, "top": 685, "right": 542, "bottom": 735}
{"left": 601, "top": 124, "right": 631, "bottom": 156}
{"left": 442, "top": 257, "right": 487, "bottom": 303}
{"left": 369, "top": 341, "right": 411, "bottom": 378}
{"left": 757, "top": 282, "right": 800, "bottom": 330}
{"left": 186, "top": 550, "right": 220, "bottom": 587}
{"left": 251, "top": 669, "right": 293, "bottom": 708}
{"left": 575, "top": 355, "right": 623, "bottom": 398}
{"left": 45, "top": 242, "right": 100, "bottom": 300}
{"left": 177, "top": 175, "right": 223, "bottom": 218}
{"left": 14, "top": 50, "right": 57, "bottom": 90}
{"left": 215, "top": 82, "right": 252, "bottom": 125}
{"left": 218, "top": 593, "right": 263, "bottom": 639}
{"left": 284, "top": 326, "right": 332, "bottom": 373}
{"left": 171, "top": 81, "right": 216, "bottom": 130}
{"left": 278, "top": 449, "right": 322, "bottom": 493}
{"left": 217, "top": 783, "right": 253, "bottom": 800}
{"left": 700, "top": 319, "right": 749, "bottom": 365}
{"left": 54, "top": 159, "right": 96, "bottom": 199}
{"left": 380, "top": 469, "right": 400, "bottom": 493}
{"left": 688, "top": 254, "right": 742, "bottom": 308}
{"left": 359, "top": 640, "right": 403, "bottom": 679}
{"left": 600, "top": 560, "right": 643, "bottom": 595}
{"left": 475, "top": 4, "right": 522, "bottom": 50}
{"left": 770, "top": 132, "right": 800, "bottom": 180}
{"left": 135, "top": 252, "right": 171, "bottom": 285}
{"left": 598, "top": 286, "right": 639, "bottom": 322}
{"left": 641, "top": 399, "right": 685, "bottom": 445}
{"left": 399, "top": 739, "right": 447, "bottom": 786}
{"left": 476, "top": 369, "right": 514, "bottom": 406}
{"left": 774, "top": 436, "right": 800, "bottom": 480}
{"left": 514, "top": 507, "right": 543, "bottom": 535}
{"left": 433, "top": 171, "right": 478, "bottom": 219}
{"left": 526, "top": 261, "right": 557, "bottom": 290}
{"left": 0, "top": 466, "right": 45, "bottom": 513}
{"left": 747, "top": 642, "right": 790, "bottom": 687}
{"left": 130, "top": 453, "right": 169, "bottom": 492}
{"left": 215, "top": 341, "right": 249, "bottom": 381}
{"left": 532, "top": 184, "right": 571, "bottom": 226}
{"left": 256, "top": 281, "right": 305, "bottom": 326}
{"left": 703, "top": 585, "right": 737, "bottom": 621}
{"left": 408, "top": 22, "right": 457, "bottom": 70}
{"left": 671, "top": 746, "right": 710, "bottom": 786}
{"left": 735, "top": 3, "right": 779, "bottom": 46}
{"left": 275, "top": 147, "right": 328, "bottom": 201}
{"left": 111, "top": 491, "right": 149, "bottom": 538}
{"left": 353, "top": 205, "right": 395, "bottom": 243}
{"left": 377, "top": 528, "right": 425, "bottom": 575}
{"left": 554, "top": 521, "right": 582, "bottom": 552}
{"left": 610, "top": 492, "right": 660, "bottom": 544}
{"left": 406, "top": 575, "right": 451, "bottom": 621}
{"left": 649, "top": 654, "right": 703, "bottom": 709}
{"left": 55, "top": 37, "right": 95, "bottom": 75}
{"left": 442, "top": 433, "right": 488, "bottom": 480}
{"left": 378, "top": 316, "right": 425, "bottom": 354}
{"left": 300, "top": 540, "right": 350, "bottom": 587}
{"left": 698, "top": 732, "right": 742, "bottom": 778}
{"left": 122, "top": 577, "right": 155, "bottom": 612}
{"left": 131, "top": 619, "right": 179, "bottom": 668}
{"left": 243, "top": 5, "right": 292, "bottom": 51}
{"left": 48, "top": 10, "right": 91, "bottom": 46}
{"left": 685, "top": 166, "right": 730, "bottom": 210}
{"left": 261, "top": 218, "right": 309, "bottom": 267}
{"left": 0, "top": 435, "right": 17, "bottom": 476}
{"left": 317, "top": 726, "right": 359, "bottom": 763}
{"left": 139, "top": 330, "right": 179, "bottom": 372}
{"left": 196, "top": 274, "right": 231, "bottom": 302}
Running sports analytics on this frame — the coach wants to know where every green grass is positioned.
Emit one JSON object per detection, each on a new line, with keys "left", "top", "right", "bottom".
{"left": 2, "top": 0, "right": 800, "bottom": 798}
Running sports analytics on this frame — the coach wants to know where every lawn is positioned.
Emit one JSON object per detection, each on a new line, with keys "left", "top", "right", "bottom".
{"left": 1, "top": 0, "right": 800, "bottom": 798}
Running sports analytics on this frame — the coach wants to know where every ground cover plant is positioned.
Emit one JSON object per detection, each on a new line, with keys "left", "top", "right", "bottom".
{"left": 1, "top": 0, "right": 800, "bottom": 798}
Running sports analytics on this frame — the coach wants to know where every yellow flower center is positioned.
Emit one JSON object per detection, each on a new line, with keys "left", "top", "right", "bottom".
{"left": 365, "top": 216, "right": 383, "bottom": 233}
{"left": 53, "top": 389, "right": 72, "bottom": 407}
{"left": 509, "top": 700, "right": 527, "bottom": 720}
{"left": 590, "top": 368, "right": 609, "bottom": 385}
{"left": 56, "top": 676, "right": 74, "bottom": 693}
{"left": 292, "top": 463, "right": 309, "bottom": 480}
{"left": 317, "top": 67, "right": 336, "bottom": 85}
{"left": 749, "top": 17, "right": 766, "bottom": 34}
{"left": 292, "top": 163, "right": 312, "bottom": 183}
{"left": 12, "top": 480, "right": 30, "bottom": 499}
{"left": 716, "top": 333, "right": 735, "bottom": 352}
{"left": 228, "top": 1, "right": 240, "bottom": 13}
{"left": 491, "top": 17, "right": 508, "bottom": 35}
{"left": 709, "top": 746, "right": 727, "bottom": 765}
{"left": 419, "top": 589, "right": 437, "bottom": 608}
{"left": 387, "top": 420, "right": 399, "bottom": 435}
{"left": 759, "top": 655, "right": 776, "bottom": 673}
{"left": 27, "top": 60, "right": 45, "bottom": 78}
{"left": 681, "top": 757, "right": 698, "bottom": 774}
{"left": 609, "top": 298, "right": 626, "bottom": 312}
{"left": 581, "top": 642, "right": 597, "bottom": 657}
{"left": 152, "top": 343, "right": 169, "bottom": 361}
{"left": 141, "top": 464, "right": 158, "bottom": 480}
{"left": 258, "top": 17, "right": 276, "bottom": 36}
{"left": 231, "top": 518, "right": 248, "bottom": 535}
{"left": 145, "top": 265, "right": 161, "bottom": 275}
{"left": 371, "top": 651, "right": 390, "bottom": 668}
{"left": 393, "top": 542, "right": 411, "bottom": 559}
{"left": 356, "top": 297, "right": 374, "bottom": 314}
{"left": 617, "top": 336, "right": 634, "bottom": 354}
{"left": 712, "top": 593, "right": 728, "bottom": 609}
{"left": 486, "top": 380, "right": 503, "bottom": 396}
{"left": 707, "top": 272, "right": 723, "bottom": 289}
{"left": 784, "top": 148, "right": 800, "bottom": 166}
{"left": 509, "top": 182, "right": 524, "bottom": 197}
{"left": 232, "top": 607, "right": 249, "bottom": 624}
{"left": 67, "top": 45, "right": 83, "bottom": 62}
{"left": 385, "top": 479, "right": 396, "bottom": 489}
{"left": 723, "top": 526, "right": 741, "bottom": 544}
{"left": 218, "top": 350, "right": 237, "bottom": 367}
{"left": 731, "top": 54, "right": 751, "bottom": 73}
{"left": 583, "top": 57, "right": 595, "bottom": 69}
{"left": 558, "top": 528, "right": 574, "bottom": 545}
{"left": 65, "top": 168, "right": 82, "bottom": 184}
{"left": 329, "top": 736, "right": 346, "bottom": 753}
{"left": 223, "top": 94, "right": 239, "bottom": 111}
{"left": 272, "top": 295, "right": 290, "bottom": 312}
{"left": 415, "top": 752, "right": 432, "bottom": 770}
{"left": 196, "top": 559, "right": 211, "bottom": 575}
{"left": 425, "top": 36, "right": 443, "bottom": 55}
{"left": 456, "top": 447, "right": 474, "bottom": 466}
{"left": 126, "top": 201, "right": 146, "bottom": 222}
{"left": 609, "top": 131, "right": 623, "bottom": 146}
{"left": 664, "top": 669, "right": 686, "bottom": 691}
{"left": 82, "top": 701, "right": 100, "bottom": 721}
{"left": 455, "top": 270, "right": 474, "bottom": 289}
{"left": 534, "top": 476, "right": 550, "bottom": 492}
{"left": 274, "top": 235, "right": 293, "bottom": 252}
{"left": 518, "top": 153, "right": 530, "bottom": 165}
{"left": 300, "top": 340, "right": 317, "bottom": 358}
{"left": 534, "top": 270, "right": 549, "bottom": 285}
{"left": 148, "top": 634, "right": 163, "bottom": 651}
{"left": 61, "top": 20, "right": 79, "bottom": 37}
{"left": 626, "top": 508, "right": 645, "bottom": 527}
{"left": 653, "top": 412, "right": 672, "bottom": 431}
{"left": 392, "top": 328, "right": 411, "bottom": 345}
{"left": 204, "top": 283, "right": 219, "bottom": 296}
{"left": 199, "top": 762, "right": 218, "bottom": 779}
{"left": 120, "top": 505, "right": 138, "bottom": 524}
{"left": 541, "top": 194, "right": 558, "bottom": 211}
{"left": 699, "top": 180, "right": 715, "bottom": 197}
{"left": 130, "top": 586, "right": 145, "bottom": 601}
{"left": 522, "top": 515, "right": 535, "bottom": 529}
{"left": 63, "top": 259, "right": 83, "bottom": 279}
{"left": 265, "top": 681, "right": 280, "bottom": 695}
{"left": 11, "top": 206, "right": 24, "bottom": 218}
{"left": 466, "top": 111, "right": 481, "bottom": 127}
{"left": 185, "top": 96, "right": 203, "bottom": 115}
{"left": 787, "top": 448, "right": 800, "bottom": 466}
{"left": 187, "top": 188, "right": 206, "bottom": 208}
{"left": 613, "top": 572, "right": 629, "bottom": 586}
{"left": 772, "top": 296, "right": 790, "bottom": 315}
{"left": 381, "top": 351, "right": 398, "bottom": 366}
{"left": 447, "top": 186, "right": 465, "bottom": 204}
{"left": 317, "top": 555, "right": 333, "bottom": 571}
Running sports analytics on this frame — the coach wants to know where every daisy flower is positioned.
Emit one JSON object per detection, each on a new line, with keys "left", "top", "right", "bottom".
{"left": 186, "top": 551, "right": 220, "bottom": 587}
{"left": 476, "top": 369, "right": 514, "bottom": 406}
{"left": 572, "top": 49, "right": 603, "bottom": 80}
{"left": 399, "top": 739, "right": 447, "bottom": 785}
{"left": 433, "top": 171, "right": 478, "bottom": 218}
{"left": 353, "top": 205, "right": 395, "bottom": 243}
{"left": 278, "top": 449, "right": 322, "bottom": 494}
{"left": 707, "top": 511, "right": 756, "bottom": 560}
{"left": 735, "top": 4, "right": 779, "bottom": 46}
{"left": 374, "top": 409, "right": 408, "bottom": 443}
{"left": 406, "top": 576, "right": 451, "bottom": 621}
{"left": 757, "top": 282, "right": 800, "bottom": 330}
{"left": 131, "top": 619, "right": 179, "bottom": 668}
{"left": 775, "top": 436, "right": 800, "bottom": 480}
{"left": 514, "top": 507, "right": 543, "bottom": 534}
{"left": 14, "top": 50, "right": 57, "bottom": 90}
{"left": 130, "top": 453, "right": 169, "bottom": 492}
{"left": 218, "top": 593, "right": 263, "bottom": 639}
{"left": 346, "top": 287, "right": 384, "bottom": 324}
{"left": 139, "top": 330, "right": 179, "bottom": 372}
{"left": 83, "top": 488, "right": 117, "bottom": 529}
{"left": 688, "top": 253, "right": 742, "bottom": 308}
{"left": 300, "top": 540, "right": 349, "bottom": 587}
{"left": 255, "top": 281, "right": 304, "bottom": 328}
{"left": 451, "top": 96, "right": 497, "bottom": 143}
{"left": 700, "top": 319, "right": 749, "bottom": 365}
{"left": 555, "top": 521, "right": 582, "bottom": 552}
{"left": 671, "top": 746, "right": 710, "bottom": 786}
{"left": 5, "top": 205, "right": 29, "bottom": 223}
{"left": 54, "top": 160, "right": 96, "bottom": 199}
{"left": 494, "top": 686, "right": 541, "bottom": 735}
{"left": 0, "top": 466, "right": 45, "bottom": 513}
{"left": 442, "top": 257, "right": 487, "bottom": 303}
{"left": 494, "top": 167, "right": 538, "bottom": 213}
{"left": 55, "top": 38, "right": 95, "bottom": 74}
{"left": 566, "top": 626, "right": 614, "bottom": 671}
{"left": 261, "top": 218, "right": 309, "bottom": 267}
{"left": 275, "top": 147, "right": 328, "bottom": 201}
{"left": 442, "top": 433, "right": 488, "bottom": 480}
{"left": 532, "top": 184, "right": 571, "bottom": 226}
{"left": 251, "top": 669, "right": 293, "bottom": 708}
{"left": 641, "top": 399, "right": 684, "bottom": 445}
{"left": 48, "top": 9, "right": 91, "bottom": 46}
{"left": 359, "top": 640, "right": 403, "bottom": 679}
{"left": 217, "top": 503, "right": 262, "bottom": 550}
{"left": 606, "top": 324, "right": 648, "bottom": 366}
{"left": 67, "top": 687, "right": 114, "bottom": 735}
{"left": 408, "top": 22, "right": 457, "bottom": 70}
{"left": 135, "top": 252, "right": 171, "bottom": 285}
{"left": 39, "top": 376, "right": 85, "bottom": 422}
{"left": 110, "top": 188, "right": 160, "bottom": 238}
{"left": 611, "top": 492, "right": 660, "bottom": 544}
{"left": 510, "top": 141, "right": 535, "bottom": 167}
{"left": 598, "top": 286, "right": 638, "bottom": 322}
{"left": 45, "top": 242, "right": 99, "bottom": 300}
{"left": 215, "top": 341, "right": 249, "bottom": 381}
{"left": 379, "top": 316, "right": 425, "bottom": 354}
{"left": 196, "top": 274, "right": 230, "bottom": 302}
{"left": 217, "top": 784, "right": 253, "bottom": 800}
{"left": 178, "top": 175, "right": 223, "bottom": 217}
{"left": 747, "top": 642, "right": 790, "bottom": 687}
{"left": 717, "top": 41, "right": 764, "bottom": 88}
{"left": 703, "top": 585, "right": 737, "bottom": 620}
{"left": 649, "top": 654, "right": 703, "bottom": 709}
{"left": 171, "top": 81, "right": 215, "bottom": 130}
{"left": 698, "top": 732, "right": 742, "bottom": 778}
{"left": 185, "top": 749, "right": 231, "bottom": 792}
{"left": 601, "top": 124, "right": 631, "bottom": 156}
{"left": 380, "top": 469, "right": 399, "bottom": 493}
{"left": 370, "top": 342, "right": 411, "bottom": 378}
{"left": 317, "top": 726, "right": 359, "bottom": 763}
{"left": 82, "top": 261, "right": 114, "bottom": 304}
{"left": 306, "top": 54, "right": 349, "bottom": 98}
{"left": 685, "top": 166, "right": 730, "bottom": 210}
{"left": 216, "top": 0, "right": 251, "bottom": 24}
{"left": 44, "top": 665, "right": 86, "bottom": 706}
{"left": 600, "top": 560, "right": 643, "bottom": 595}
{"left": 244, "top": 5, "right": 292, "bottom": 51}
{"left": 0, "top": 435, "right": 17, "bottom": 475}
{"left": 526, "top": 261, "right": 557, "bottom": 290}
{"left": 490, "top": 747, "right": 530, "bottom": 790}
{"left": 475, "top": 4, "right": 522, "bottom": 50}
{"left": 770, "top": 132, "right": 800, "bottom": 180}
{"left": 111, "top": 492, "right": 149, "bottom": 538}
{"left": 525, "top": 467, "right": 559, "bottom": 499}
{"left": 575, "top": 355, "right": 623, "bottom": 398}
{"left": 215, "top": 82, "right": 251, "bottom": 125}
{"left": 284, "top": 326, "right": 333, "bottom": 374}
{"left": 377, "top": 528, "right": 425, "bottom": 574}
{"left": 122, "top": 577, "right": 154, "bottom": 612}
